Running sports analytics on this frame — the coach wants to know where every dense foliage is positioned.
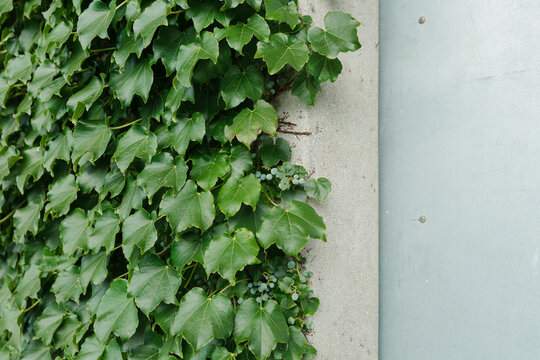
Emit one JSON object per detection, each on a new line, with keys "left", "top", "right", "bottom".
{"left": 0, "top": 0, "right": 360, "bottom": 358}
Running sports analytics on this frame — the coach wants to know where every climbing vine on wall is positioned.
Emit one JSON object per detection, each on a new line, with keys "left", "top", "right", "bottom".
{"left": 0, "top": 0, "right": 360, "bottom": 358}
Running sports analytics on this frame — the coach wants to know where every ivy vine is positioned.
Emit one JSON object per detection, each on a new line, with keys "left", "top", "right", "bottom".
{"left": 0, "top": 0, "right": 360, "bottom": 359}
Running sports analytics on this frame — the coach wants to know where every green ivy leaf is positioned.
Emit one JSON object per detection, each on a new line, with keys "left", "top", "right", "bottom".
{"left": 110, "top": 56, "right": 155, "bottom": 106}
{"left": 190, "top": 151, "right": 231, "bottom": 190}
{"left": 234, "top": 298, "right": 289, "bottom": 359}
{"left": 136, "top": 152, "right": 188, "bottom": 201}
{"left": 224, "top": 100, "right": 277, "bottom": 148}
{"left": 13, "top": 201, "right": 42, "bottom": 242}
{"left": 66, "top": 76, "right": 104, "bottom": 119}
{"left": 307, "top": 10, "right": 361, "bottom": 58}
{"left": 160, "top": 180, "right": 215, "bottom": 233}
{"left": 203, "top": 228, "right": 260, "bottom": 283}
{"left": 280, "top": 326, "right": 307, "bottom": 360}
{"left": 168, "top": 112, "right": 206, "bottom": 156}
{"left": 122, "top": 209, "right": 158, "bottom": 259}
{"left": 60, "top": 208, "right": 91, "bottom": 256}
{"left": 71, "top": 120, "right": 112, "bottom": 167}
{"left": 133, "top": 0, "right": 168, "bottom": 47}
{"left": 14, "top": 264, "right": 41, "bottom": 306}
{"left": 33, "top": 302, "right": 65, "bottom": 346}
{"left": 0, "top": 146, "right": 18, "bottom": 182}
{"left": 307, "top": 52, "right": 342, "bottom": 83}
{"left": 257, "top": 200, "right": 326, "bottom": 256}
{"left": 88, "top": 209, "right": 120, "bottom": 253}
{"left": 51, "top": 265, "right": 83, "bottom": 303}
{"left": 28, "top": 60, "right": 58, "bottom": 96}
{"left": 176, "top": 32, "right": 219, "bottom": 87}
{"left": 217, "top": 174, "right": 260, "bottom": 218}
{"left": 114, "top": 27, "right": 144, "bottom": 68}
{"left": 215, "top": 14, "right": 270, "bottom": 54}
{"left": 255, "top": 33, "right": 309, "bottom": 75}
{"left": 117, "top": 176, "right": 145, "bottom": 220}
{"left": 291, "top": 71, "right": 318, "bottom": 106}
{"left": 220, "top": 65, "right": 264, "bottom": 109}
{"left": 0, "top": 0, "right": 13, "bottom": 17}
{"left": 19, "top": 341, "right": 52, "bottom": 360}
{"left": 5, "top": 53, "right": 32, "bottom": 83}
{"left": 77, "top": 334, "right": 105, "bottom": 360}
{"left": 94, "top": 279, "right": 139, "bottom": 342}
{"left": 127, "top": 255, "right": 182, "bottom": 314}
{"left": 80, "top": 251, "right": 109, "bottom": 291}
{"left": 45, "top": 174, "right": 78, "bottom": 218}
{"left": 113, "top": 124, "right": 158, "bottom": 173}
{"left": 263, "top": 0, "right": 299, "bottom": 28}
{"left": 170, "top": 232, "right": 208, "bottom": 270}
{"left": 16, "top": 147, "right": 44, "bottom": 193}
{"left": 77, "top": 0, "right": 116, "bottom": 49}
{"left": 186, "top": 1, "right": 231, "bottom": 33}
{"left": 171, "top": 287, "right": 234, "bottom": 351}
{"left": 304, "top": 177, "right": 331, "bottom": 203}
{"left": 259, "top": 137, "right": 291, "bottom": 167}
{"left": 44, "top": 133, "right": 72, "bottom": 172}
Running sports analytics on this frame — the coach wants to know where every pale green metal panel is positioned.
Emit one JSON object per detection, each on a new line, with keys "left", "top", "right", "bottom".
{"left": 380, "top": 1, "right": 540, "bottom": 359}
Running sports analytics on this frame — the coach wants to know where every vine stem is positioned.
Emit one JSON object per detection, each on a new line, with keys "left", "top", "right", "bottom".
{"left": 114, "top": 271, "right": 129, "bottom": 280}
{"left": 108, "top": 118, "right": 141, "bottom": 130}
{"left": 111, "top": 244, "right": 122, "bottom": 252}
{"left": 23, "top": 299, "right": 40, "bottom": 313}
{"left": 0, "top": 201, "right": 25, "bottom": 224}
{"left": 90, "top": 47, "right": 116, "bottom": 53}
{"left": 214, "top": 278, "right": 249, "bottom": 296}
{"left": 183, "top": 265, "right": 197, "bottom": 288}
{"left": 156, "top": 241, "right": 172, "bottom": 256}
{"left": 263, "top": 191, "right": 278, "bottom": 206}
{"left": 116, "top": 0, "right": 128, "bottom": 10}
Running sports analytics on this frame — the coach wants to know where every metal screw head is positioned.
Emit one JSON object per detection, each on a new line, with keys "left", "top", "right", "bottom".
{"left": 418, "top": 16, "right": 426, "bottom": 24}
{"left": 418, "top": 216, "right": 427, "bottom": 223}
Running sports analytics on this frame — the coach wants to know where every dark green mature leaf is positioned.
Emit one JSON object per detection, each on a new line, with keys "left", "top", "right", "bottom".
{"left": 215, "top": 14, "right": 270, "bottom": 54}
{"left": 117, "top": 176, "right": 145, "bottom": 219}
{"left": 255, "top": 33, "right": 309, "bottom": 75}
{"left": 307, "top": 10, "right": 361, "bottom": 58}
{"left": 259, "top": 137, "right": 291, "bottom": 167}
{"left": 14, "top": 265, "right": 41, "bottom": 305}
{"left": 33, "top": 302, "right": 65, "bottom": 346}
{"left": 168, "top": 112, "right": 206, "bottom": 155}
{"left": 291, "top": 71, "right": 318, "bottom": 106}
{"left": 133, "top": 0, "right": 168, "bottom": 47}
{"left": 113, "top": 124, "right": 158, "bottom": 172}
{"left": 137, "top": 152, "right": 188, "bottom": 200}
{"left": 304, "top": 177, "right": 331, "bottom": 203}
{"left": 257, "top": 200, "right": 326, "bottom": 255}
{"left": 5, "top": 54, "right": 32, "bottom": 83}
{"left": 217, "top": 174, "right": 260, "bottom": 218}
{"left": 171, "top": 287, "right": 234, "bottom": 351}
{"left": 81, "top": 251, "right": 109, "bottom": 291}
{"left": 114, "top": 28, "right": 144, "bottom": 68}
{"left": 160, "top": 180, "right": 215, "bottom": 233}
{"left": 71, "top": 120, "right": 112, "bottom": 167}
{"left": 44, "top": 133, "right": 72, "bottom": 172}
{"left": 60, "top": 208, "right": 91, "bottom": 256}
{"left": 204, "top": 228, "right": 260, "bottom": 283}
{"left": 234, "top": 298, "right": 289, "bottom": 359}
{"left": 186, "top": 1, "right": 231, "bottom": 33}
{"left": 45, "top": 174, "right": 78, "bottom": 217}
{"left": 176, "top": 32, "right": 219, "bottom": 87}
{"left": 94, "top": 279, "right": 139, "bottom": 342}
{"left": 0, "top": 0, "right": 13, "bottom": 16}
{"left": 122, "top": 209, "right": 158, "bottom": 259}
{"left": 190, "top": 151, "right": 230, "bottom": 190}
{"left": 51, "top": 266, "right": 84, "bottom": 303}
{"left": 110, "top": 56, "right": 155, "bottom": 106}
{"left": 16, "top": 147, "right": 44, "bottom": 193}
{"left": 307, "top": 52, "right": 342, "bottom": 83}
{"left": 264, "top": 0, "right": 299, "bottom": 28}
{"left": 77, "top": 334, "right": 105, "bottom": 360}
{"left": 88, "top": 210, "right": 120, "bottom": 253}
{"left": 13, "top": 202, "right": 41, "bottom": 242}
{"left": 127, "top": 255, "right": 182, "bottom": 314}
{"left": 224, "top": 100, "right": 277, "bottom": 147}
{"left": 220, "top": 65, "right": 264, "bottom": 109}
{"left": 66, "top": 76, "right": 104, "bottom": 119}
{"left": 77, "top": 0, "right": 116, "bottom": 49}
{"left": 170, "top": 232, "right": 208, "bottom": 270}
{"left": 280, "top": 326, "right": 307, "bottom": 360}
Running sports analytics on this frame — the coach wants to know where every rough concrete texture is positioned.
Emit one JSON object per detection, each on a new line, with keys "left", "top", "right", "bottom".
{"left": 274, "top": 0, "right": 379, "bottom": 358}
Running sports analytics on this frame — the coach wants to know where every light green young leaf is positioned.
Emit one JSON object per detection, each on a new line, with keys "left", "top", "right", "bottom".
{"left": 19, "top": 341, "right": 52, "bottom": 360}
{"left": 71, "top": 120, "right": 112, "bottom": 167}
{"left": 127, "top": 255, "right": 182, "bottom": 314}
{"left": 95, "top": 279, "right": 139, "bottom": 342}
{"left": 133, "top": 0, "right": 168, "bottom": 47}
{"left": 304, "top": 177, "right": 331, "bottom": 203}
{"left": 175, "top": 32, "right": 219, "bottom": 87}
{"left": 77, "top": 0, "right": 116, "bottom": 49}
{"left": 0, "top": 0, "right": 13, "bottom": 16}
{"left": 51, "top": 265, "right": 84, "bottom": 303}
{"left": 203, "top": 228, "right": 260, "bottom": 283}
{"left": 307, "top": 52, "right": 342, "bottom": 83}
{"left": 257, "top": 200, "right": 326, "bottom": 256}
{"left": 224, "top": 100, "right": 277, "bottom": 148}
{"left": 259, "top": 137, "right": 291, "bottom": 167}
{"left": 122, "top": 209, "right": 157, "bottom": 259}
{"left": 136, "top": 152, "right": 188, "bottom": 201}
{"left": 60, "top": 208, "right": 91, "bottom": 256}
{"left": 264, "top": 0, "right": 299, "bottom": 28}
{"left": 217, "top": 174, "right": 260, "bottom": 218}
{"left": 80, "top": 251, "right": 109, "bottom": 291}
{"left": 171, "top": 287, "right": 234, "bottom": 351}
{"left": 307, "top": 11, "right": 361, "bottom": 58}
{"left": 220, "top": 65, "right": 263, "bottom": 109}
{"left": 13, "top": 202, "right": 41, "bottom": 242}
{"left": 45, "top": 174, "right": 78, "bottom": 218}
{"left": 16, "top": 147, "right": 44, "bottom": 193}
{"left": 113, "top": 124, "right": 158, "bottom": 173}
{"left": 88, "top": 210, "right": 120, "bottom": 253}
{"left": 234, "top": 298, "right": 289, "bottom": 359}
{"left": 215, "top": 14, "right": 270, "bottom": 54}
{"left": 159, "top": 180, "right": 215, "bottom": 233}
{"left": 291, "top": 71, "right": 318, "bottom": 106}
{"left": 190, "top": 151, "right": 230, "bottom": 190}
{"left": 34, "top": 302, "right": 66, "bottom": 346}
{"left": 255, "top": 33, "right": 309, "bottom": 75}
{"left": 110, "top": 55, "right": 154, "bottom": 106}
{"left": 168, "top": 112, "right": 206, "bottom": 155}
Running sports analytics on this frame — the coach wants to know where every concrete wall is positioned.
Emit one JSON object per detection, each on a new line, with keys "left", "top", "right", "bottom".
{"left": 275, "top": 1, "right": 379, "bottom": 358}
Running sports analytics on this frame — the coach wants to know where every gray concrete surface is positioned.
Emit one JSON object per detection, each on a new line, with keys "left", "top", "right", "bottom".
{"left": 275, "top": 1, "right": 379, "bottom": 358}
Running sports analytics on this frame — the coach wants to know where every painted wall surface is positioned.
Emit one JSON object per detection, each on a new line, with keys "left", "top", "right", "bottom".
{"left": 277, "top": 1, "right": 379, "bottom": 359}
{"left": 380, "top": 1, "right": 540, "bottom": 359}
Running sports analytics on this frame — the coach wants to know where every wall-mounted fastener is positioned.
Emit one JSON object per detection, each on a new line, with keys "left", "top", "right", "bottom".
{"left": 418, "top": 16, "right": 426, "bottom": 24}
{"left": 418, "top": 216, "right": 427, "bottom": 223}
